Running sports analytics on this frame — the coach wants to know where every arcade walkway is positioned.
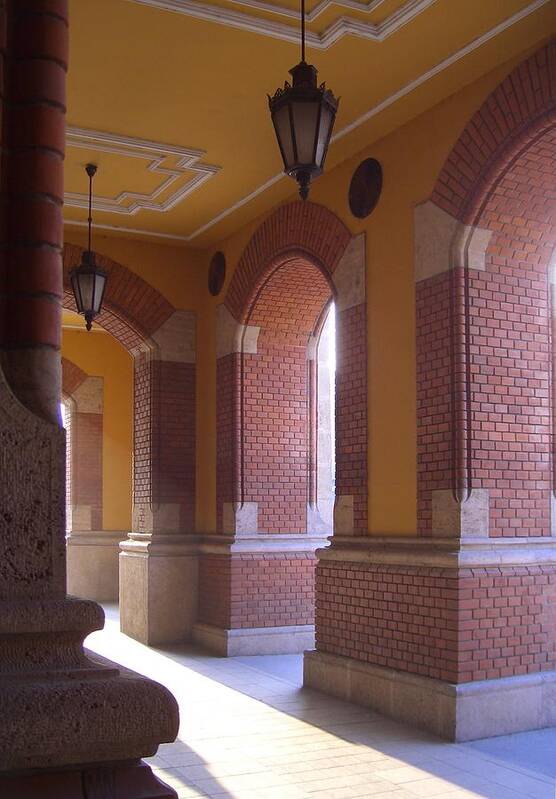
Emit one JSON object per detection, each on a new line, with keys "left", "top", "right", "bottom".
{"left": 87, "top": 606, "right": 556, "bottom": 799}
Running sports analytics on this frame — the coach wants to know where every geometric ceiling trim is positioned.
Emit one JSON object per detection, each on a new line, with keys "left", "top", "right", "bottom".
{"left": 65, "top": 127, "right": 221, "bottom": 215}
{"left": 64, "top": 0, "right": 551, "bottom": 244}
{"left": 127, "top": 0, "right": 436, "bottom": 49}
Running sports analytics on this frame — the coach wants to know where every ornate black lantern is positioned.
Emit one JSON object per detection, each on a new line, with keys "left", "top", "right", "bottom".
{"left": 268, "top": 0, "right": 338, "bottom": 200}
{"left": 69, "top": 164, "right": 107, "bottom": 331}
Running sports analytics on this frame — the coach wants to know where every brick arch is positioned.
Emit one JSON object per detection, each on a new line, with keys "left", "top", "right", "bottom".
{"left": 199, "top": 204, "right": 367, "bottom": 654}
{"left": 62, "top": 243, "right": 175, "bottom": 350}
{"left": 224, "top": 202, "right": 351, "bottom": 321}
{"left": 431, "top": 40, "right": 556, "bottom": 224}
{"left": 417, "top": 41, "right": 556, "bottom": 539}
{"left": 62, "top": 356, "right": 87, "bottom": 397}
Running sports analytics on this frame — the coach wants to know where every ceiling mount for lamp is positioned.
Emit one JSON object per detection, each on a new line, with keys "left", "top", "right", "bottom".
{"left": 69, "top": 163, "right": 107, "bottom": 331}
{"left": 268, "top": 0, "right": 339, "bottom": 200}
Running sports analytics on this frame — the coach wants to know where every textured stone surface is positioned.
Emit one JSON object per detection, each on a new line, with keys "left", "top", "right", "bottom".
{"left": 0, "top": 368, "right": 65, "bottom": 600}
{"left": 0, "top": 597, "right": 179, "bottom": 770}
{"left": 0, "top": 761, "right": 177, "bottom": 798}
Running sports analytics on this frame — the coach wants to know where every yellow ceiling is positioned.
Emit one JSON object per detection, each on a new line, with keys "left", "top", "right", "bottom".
{"left": 65, "top": 0, "right": 555, "bottom": 246}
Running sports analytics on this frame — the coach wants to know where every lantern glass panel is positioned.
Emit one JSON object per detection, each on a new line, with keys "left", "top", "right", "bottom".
{"left": 92, "top": 273, "right": 107, "bottom": 314}
{"left": 77, "top": 272, "right": 95, "bottom": 314}
{"left": 315, "top": 104, "right": 333, "bottom": 167}
{"left": 291, "top": 100, "right": 320, "bottom": 164}
{"left": 273, "top": 103, "right": 295, "bottom": 169}
{"left": 70, "top": 272, "right": 81, "bottom": 312}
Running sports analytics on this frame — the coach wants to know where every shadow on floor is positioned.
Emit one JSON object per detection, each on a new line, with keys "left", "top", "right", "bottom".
{"left": 89, "top": 604, "right": 556, "bottom": 799}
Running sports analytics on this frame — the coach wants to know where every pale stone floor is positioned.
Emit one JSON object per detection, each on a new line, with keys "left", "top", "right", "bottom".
{"left": 86, "top": 606, "right": 556, "bottom": 799}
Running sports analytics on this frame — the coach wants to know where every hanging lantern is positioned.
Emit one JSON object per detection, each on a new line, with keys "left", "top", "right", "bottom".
{"left": 69, "top": 164, "right": 107, "bottom": 331}
{"left": 268, "top": 0, "right": 338, "bottom": 200}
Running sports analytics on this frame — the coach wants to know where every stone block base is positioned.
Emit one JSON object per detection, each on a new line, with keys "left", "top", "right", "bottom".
{"left": 194, "top": 622, "right": 315, "bottom": 656}
{"left": 67, "top": 531, "right": 124, "bottom": 601}
{"left": 0, "top": 761, "right": 177, "bottom": 798}
{"left": 120, "top": 536, "right": 198, "bottom": 645}
{"left": 304, "top": 650, "right": 556, "bottom": 741}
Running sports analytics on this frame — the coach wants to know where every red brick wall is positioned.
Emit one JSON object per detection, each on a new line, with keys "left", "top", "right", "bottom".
{"left": 431, "top": 43, "right": 556, "bottom": 224}
{"left": 416, "top": 271, "right": 454, "bottom": 535}
{"left": 72, "top": 411, "right": 103, "bottom": 529}
{"left": 154, "top": 361, "right": 196, "bottom": 531}
{"left": 199, "top": 553, "right": 316, "bottom": 629}
{"left": 468, "top": 130, "right": 556, "bottom": 537}
{"left": 417, "top": 45, "right": 556, "bottom": 538}
{"left": 316, "top": 560, "right": 556, "bottom": 683}
{"left": 216, "top": 353, "right": 240, "bottom": 532}
{"left": 134, "top": 355, "right": 196, "bottom": 531}
{"left": 336, "top": 303, "right": 368, "bottom": 534}
{"left": 243, "top": 259, "right": 331, "bottom": 533}
{"left": 212, "top": 202, "right": 369, "bottom": 634}
{"left": 133, "top": 352, "right": 152, "bottom": 525}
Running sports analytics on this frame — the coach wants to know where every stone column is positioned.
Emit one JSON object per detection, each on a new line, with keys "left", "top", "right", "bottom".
{"left": 120, "top": 310, "right": 198, "bottom": 645}
{"left": 0, "top": 3, "right": 179, "bottom": 795}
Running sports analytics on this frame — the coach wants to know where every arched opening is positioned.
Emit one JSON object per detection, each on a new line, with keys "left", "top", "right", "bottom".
{"left": 200, "top": 202, "right": 366, "bottom": 656}
{"left": 239, "top": 256, "right": 335, "bottom": 536}
{"left": 61, "top": 243, "right": 197, "bottom": 644}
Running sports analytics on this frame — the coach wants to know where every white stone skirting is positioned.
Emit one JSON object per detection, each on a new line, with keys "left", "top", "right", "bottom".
{"left": 317, "top": 535, "right": 556, "bottom": 568}
{"left": 304, "top": 651, "right": 556, "bottom": 741}
{"left": 194, "top": 623, "right": 315, "bottom": 656}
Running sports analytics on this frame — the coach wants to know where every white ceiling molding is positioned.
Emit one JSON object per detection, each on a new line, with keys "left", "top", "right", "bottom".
{"left": 65, "top": 128, "right": 221, "bottom": 215}
{"left": 126, "top": 0, "right": 437, "bottom": 49}
{"left": 186, "top": 0, "right": 550, "bottom": 240}
{"left": 63, "top": 0, "right": 550, "bottom": 244}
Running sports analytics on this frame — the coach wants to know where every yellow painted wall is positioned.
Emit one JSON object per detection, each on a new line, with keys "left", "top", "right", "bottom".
{"left": 63, "top": 230, "right": 205, "bottom": 311}
{"left": 62, "top": 329, "right": 133, "bottom": 531}
{"left": 199, "top": 44, "right": 547, "bottom": 537}
{"left": 63, "top": 40, "right": 552, "bottom": 537}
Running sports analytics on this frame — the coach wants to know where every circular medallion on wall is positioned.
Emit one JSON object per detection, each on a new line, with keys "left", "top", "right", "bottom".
{"left": 348, "top": 158, "right": 383, "bottom": 219}
{"left": 208, "top": 251, "right": 226, "bottom": 296}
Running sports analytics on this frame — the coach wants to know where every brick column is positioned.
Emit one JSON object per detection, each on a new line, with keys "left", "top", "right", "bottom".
{"left": 0, "top": 3, "right": 178, "bottom": 793}
{"left": 0, "top": 0, "right": 65, "bottom": 423}
{"left": 120, "top": 310, "right": 198, "bottom": 645}
{"left": 306, "top": 195, "right": 556, "bottom": 742}
{"left": 331, "top": 234, "right": 368, "bottom": 535}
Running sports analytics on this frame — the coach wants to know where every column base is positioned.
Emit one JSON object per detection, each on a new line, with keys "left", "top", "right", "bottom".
{"left": 304, "top": 650, "right": 556, "bottom": 741}
{"left": 0, "top": 760, "right": 177, "bottom": 799}
{"left": 120, "top": 535, "right": 199, "bottom": 645}
{"left": 0, "top": 598, "right": 179, "bottom": 771}
{"left": 67, "top": 530, "right": 124, "bottom": 601}
{"left": 193, "top": 622, "right": 315, "bottom": 656}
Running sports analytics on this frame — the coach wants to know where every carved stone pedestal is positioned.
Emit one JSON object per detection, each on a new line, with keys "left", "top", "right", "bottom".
{"left": 0, "top": 761, "right": 176, "bottom": 799}
{"left": 0, "top": 372, "right": 179, "bottom": 795}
